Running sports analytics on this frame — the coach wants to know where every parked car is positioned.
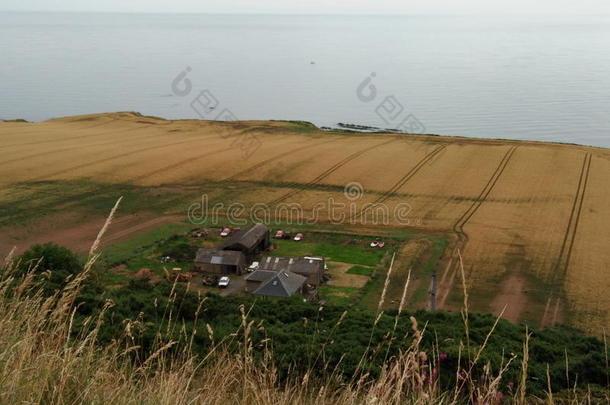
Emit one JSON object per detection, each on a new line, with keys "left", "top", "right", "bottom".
{"left": 370, "top": 241, "right": 379, "bottom": 247}
{"left": 248, "top": 261, "right": 260, "bottom": 272}
{"left": 274, "top": 230, "right": 285, "bottom": 239}
{"left": 293, "top": 233, "right": 304, "bottom": 241}
{"left": 218, "top": 276, "right": 230, "bottom": 288}
{"left": 220, "top": 227, "right": 231, "bottom": 237}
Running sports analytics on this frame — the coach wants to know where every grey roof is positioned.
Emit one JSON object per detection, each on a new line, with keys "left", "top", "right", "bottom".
{"left": 259, "top": 256, "right": 324, "bottom": 275}
{"left": 252, "top": 271, "right": 306, "bottom": 297}
{"left": 244, "top": 270, "right": 276, "bottom": 282}
{"left": 221, "top": 224, "right": 269, "bottom": 251}
{"left": 210, "top": 256, "right": 224, "bottom": 265}
{"left": 195, "top": 249, "right": 244, "bottom": 266}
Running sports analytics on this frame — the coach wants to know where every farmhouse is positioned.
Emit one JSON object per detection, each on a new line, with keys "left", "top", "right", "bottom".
{"left": 259, "top": 256, "right": 325, "bottom": 285}
{"left": 193, "top": 248, "right": 246, "bottom": 275}
{"left": 246, "top": 270, "right": 306, "bottom": 298}
{"left": 221, "top": 224, "right": 270, "bottom": 262}
{"left": 244, "top": 270, "right": 277, "bottom": 293}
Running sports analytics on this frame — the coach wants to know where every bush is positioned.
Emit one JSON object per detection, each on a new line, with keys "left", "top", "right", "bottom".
{"left": 18, "top": 242, "right": 83, "bottom": 292}
{"left": 87, "top": 282, "right": 610, "bottom": 396}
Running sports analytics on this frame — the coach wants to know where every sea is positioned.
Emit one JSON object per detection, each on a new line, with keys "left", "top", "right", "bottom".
{"left": 1, "top": 12, "right": 610, "bottom": 147}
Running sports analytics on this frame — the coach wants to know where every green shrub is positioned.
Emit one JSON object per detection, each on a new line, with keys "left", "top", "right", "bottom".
{"left": 18, "top": 243, "right": 83, "bottom": 292}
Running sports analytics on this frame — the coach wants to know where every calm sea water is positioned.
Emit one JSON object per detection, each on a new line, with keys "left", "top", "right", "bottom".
{"left": 1, "top": 12, "right": 610, "bottom": 147}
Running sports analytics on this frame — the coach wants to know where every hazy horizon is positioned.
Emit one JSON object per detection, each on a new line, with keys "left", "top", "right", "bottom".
{"left": 2, "top": 0, "right": 610, "bottom": 15}
{"left": 3, "top": 10, "right": 610, "bottom": 16}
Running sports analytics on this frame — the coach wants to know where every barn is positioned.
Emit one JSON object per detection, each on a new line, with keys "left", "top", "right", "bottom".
{"left": 220, "top": 223, "right": 270, "bottom": 262}
{"left": 193, "top": 248, "right": 246, "bottom": 275}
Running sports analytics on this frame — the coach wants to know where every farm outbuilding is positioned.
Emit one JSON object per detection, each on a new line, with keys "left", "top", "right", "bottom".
{"left": 193, "top": 249, "right": 246, "bottom": 275}
{"left": 220, "top": 223, "right": 270, "bottom": 262}
{"left": 248, "top": 270, "right": 306, "bottom": 298}
{"left": 259, "top": 256, "right": 325, "bottom": 286}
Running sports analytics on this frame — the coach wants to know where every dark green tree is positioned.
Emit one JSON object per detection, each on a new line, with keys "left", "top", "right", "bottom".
{"left": 18, "top": 242, "right": 83, "bottom": 292}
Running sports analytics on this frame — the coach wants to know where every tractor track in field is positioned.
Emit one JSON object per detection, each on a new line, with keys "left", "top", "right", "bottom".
{"left": 451, "top": 146, "right": 518, "bottom": 239}
{"left": 4, "top": 144, "right": 240, "bottom": 220}
{"left": 129, "top": 144, "right": 238, "bottom": 183}
{"left": 64, "top": 118, "right": 121, "bottom": 129}
{"left": 267, "top": 138, "right": 398, "bottom": 207}
{"left": 2, "top": 117, "right": 179, "bottom": 150}
{"left": 223, "top": 137, "right": 339, "bottom": 182}
{"left": 8, "top": 128, "right": 286, "bottom": 218}
{"left": 2, "top": 127, "right": 116, "bottom": 150}
{"left": 0, "top": 126, "right": 177, "bottom": 168}
{"left": 1, "top": 119, "right": 123, "bottom": 149}
{"left": 136, "top": 130, "right": 346, "bottom": 185}
{"left": 540, "top": 152, "right": 592, "bottom": 328}
{"left": 436, "top": 145, "right": 518, "bottom": 309}
{"left": 25, "top": 129, "right": 251, "bottom": 182}
{"left": 1, "top": 119, "right": 168, "bottom": 150}
{"left": 349, "top": 143, "right": 447, "bottom": 222}
{"left": 554, "top": 152, "right": 591, "bottom": 280}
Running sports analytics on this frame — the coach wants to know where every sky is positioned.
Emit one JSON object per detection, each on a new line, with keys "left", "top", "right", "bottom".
{"left": 3, "top": 0, "right": 610, "bottom": 14}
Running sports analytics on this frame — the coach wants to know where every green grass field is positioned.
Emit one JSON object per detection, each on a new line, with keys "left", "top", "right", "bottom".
{"left": 319, "top": 285, "right": 360, "bottom": 305}
{"left": 96, "top": 223, "right": 198, "bottom": 285}
{"left": 346, "top": 265, "right": 374, "bottom": 276}
{"left": 270, "top": 239, "right": 384, "bottom": 266}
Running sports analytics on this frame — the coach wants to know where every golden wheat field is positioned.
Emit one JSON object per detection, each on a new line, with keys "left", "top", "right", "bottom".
{"left": 1, "top": 112, "right": 609, "bottom": 333}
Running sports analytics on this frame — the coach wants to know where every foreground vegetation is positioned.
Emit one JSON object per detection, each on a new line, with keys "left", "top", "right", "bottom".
{"left": 4, "top": 208, "right": 608, "bottom": 403}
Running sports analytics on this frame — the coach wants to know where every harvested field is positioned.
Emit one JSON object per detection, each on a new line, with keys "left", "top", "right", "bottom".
{"left": 1, "top": 112, "right": 609, "bottom": 333}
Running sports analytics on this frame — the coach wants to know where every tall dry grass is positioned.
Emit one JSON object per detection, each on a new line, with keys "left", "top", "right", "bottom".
{"left": 0, "top": 203, "right": 604, "bottom": 404}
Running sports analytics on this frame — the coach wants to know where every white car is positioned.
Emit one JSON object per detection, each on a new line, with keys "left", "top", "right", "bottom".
{"left": 218, "top": 276, "right": 230, "bottom": 288}
{"left": 220, "top": 227, "right": 231, "bottom": 237}
{"left": 248, "top": 261, "right": 260, "bottom": 272}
